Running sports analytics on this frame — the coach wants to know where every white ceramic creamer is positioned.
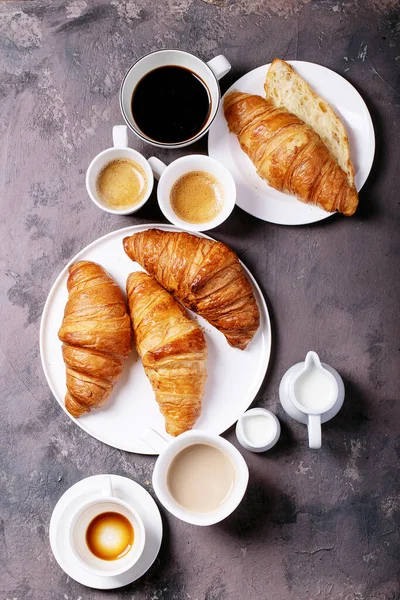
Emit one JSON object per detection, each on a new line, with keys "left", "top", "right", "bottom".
{"left": 279, "top": 351, "right": 345, "bottom": 449}
{"left": 244, "top": 414, "right": 271, "bottom": 445}
{"left": 236, "top": 408, "right": 281, "bottom": 453}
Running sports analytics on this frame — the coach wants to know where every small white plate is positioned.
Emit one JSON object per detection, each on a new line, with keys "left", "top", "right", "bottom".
{"left": 40, "top": 224, "right": 271, "bottom": 454}
{"left": 208, "top": 61, "right": 375, "bottom": 225}
{"left": 49, "top": 474, "right": 162, "bottom": 590}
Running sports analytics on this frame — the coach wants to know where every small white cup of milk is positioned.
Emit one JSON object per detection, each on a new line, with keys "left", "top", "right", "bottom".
{"left": 236, "top": 408, "right": 281, "bottom": 453}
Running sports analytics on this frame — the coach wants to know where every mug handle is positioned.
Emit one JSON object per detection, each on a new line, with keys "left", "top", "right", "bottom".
{"left": 207, "top": 55, "right": 231, "bottom": 81}
{"left": 113, "top": 125, "right": 128, "bottom": 148}
{"left": 102, "top": 475, "right": 114, "bottom": 497}
{"left": 142, "top": 427, "right": 171, "bottom": 453}
{"left": 148, "top": 157, "right": 167, "bottom": 181}
{"left": 308, "top": 415, "right": 322, "bottom": 449}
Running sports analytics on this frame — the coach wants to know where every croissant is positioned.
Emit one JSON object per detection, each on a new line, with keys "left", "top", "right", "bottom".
{"left": 58, "top": 261, "right": 132, "bottom": 417}
{"left": 224, "top": 91, "right": 358, "bottom": 216}
{"left": 126, "top": 271, "right": 207, "bottom": 436}
{"left": 123, "top": 229, "right": 260, "bottom": 350}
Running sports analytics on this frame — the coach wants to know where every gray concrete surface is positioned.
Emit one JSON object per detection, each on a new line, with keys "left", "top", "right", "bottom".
{"left": 0, "top": 1, "right": 399, "bottom": 598}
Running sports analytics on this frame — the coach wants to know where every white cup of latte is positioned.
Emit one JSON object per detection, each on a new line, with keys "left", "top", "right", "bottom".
{"left": 68, "top": 475, "right": 146, "bottom": 577}
{"left": 86, "top": 125, "right": 154, "bottom": 215}
{"left": 143, "top": 429, "right": 249, "bottom": 526}
{"left": 149, "top": 155, "right": 236, "bottom": 232}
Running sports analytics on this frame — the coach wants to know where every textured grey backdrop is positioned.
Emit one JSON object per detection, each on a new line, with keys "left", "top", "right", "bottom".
{"left": 0, "top": 1, "right": 399, "bottom": 599}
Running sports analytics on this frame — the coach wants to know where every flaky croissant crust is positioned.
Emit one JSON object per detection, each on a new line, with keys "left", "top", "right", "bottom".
{"left": 123, "top": 229, "right": 260, "bottom": 350}
{"left": 58, "top": 261, "right": 131, "bottom": 417}
{"left": 127, "top": 271, "right": 207, "bottom": 436}
{"left": 224, "top": 91, "right": 358, "bottom": 216}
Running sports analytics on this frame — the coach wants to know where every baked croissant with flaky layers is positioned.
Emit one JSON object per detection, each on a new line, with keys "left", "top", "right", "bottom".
{"left": 123, "top": 229, "right": 260, "bottom": 350}
{"left": 58, "top": 261, "right": 132, "bottom": 417}
{"left": 224, "top": 91, "right": 358, "bottom": 216}
{"left": 127, "top": 271, "right": 207, "bottom": 436}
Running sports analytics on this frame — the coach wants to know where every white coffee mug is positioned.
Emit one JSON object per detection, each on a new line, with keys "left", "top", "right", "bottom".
{"left": 120, "top": 49, "right": 231, "bottom": 149}
{"left": 68, "top": 475, "right": 146, "bottom": 577}
{"left": 148, "top": 155, "right": 236, "bottom": 232}
{"left": 85, "top": 125, "right": 154, "bottom": 215}
{"left": 143, "top": 429, "right": 249, "bottom": 526}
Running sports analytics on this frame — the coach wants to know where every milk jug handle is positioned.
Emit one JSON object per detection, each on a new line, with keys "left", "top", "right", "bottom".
{"left": 308, "top": 414, "right": 321, "bottom": 449}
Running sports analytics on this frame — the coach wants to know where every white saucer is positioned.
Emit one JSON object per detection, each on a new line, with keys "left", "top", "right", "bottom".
{"left": 49, "top": 474, "right": 163, "bottom": 590}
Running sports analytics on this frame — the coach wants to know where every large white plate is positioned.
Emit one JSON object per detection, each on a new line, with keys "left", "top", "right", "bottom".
{"left": 208, "top": 61, "right": 375, "bottom": 225}
{"left": 40, "top": 224, "right": 271, "bottom": 454}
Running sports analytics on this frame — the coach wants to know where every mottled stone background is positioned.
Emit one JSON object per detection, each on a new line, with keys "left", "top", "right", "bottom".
{"left": 0, "top": 0, "right": 399, "bottom": 598}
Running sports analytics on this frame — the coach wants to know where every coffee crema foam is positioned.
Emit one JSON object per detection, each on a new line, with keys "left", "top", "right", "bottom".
{"left": 96, "top": 159, "right": 147, "bottom": 210}
{"left": 170, "top": 171, "right": 223, "bottom": 224}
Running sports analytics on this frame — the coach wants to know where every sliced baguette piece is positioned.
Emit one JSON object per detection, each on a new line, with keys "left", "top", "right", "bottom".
{"left": 265, "top": 58, "right": 355, "bottom": 187}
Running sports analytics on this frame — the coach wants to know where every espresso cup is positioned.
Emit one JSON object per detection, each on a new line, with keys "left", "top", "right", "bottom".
{"left": 86, "top": 125, "right": 154, "bottom": 215}
{"left": 120, "top": 49, "right": 231, "bottom": 149}
{"left": 68, "top": 476, "right": 146, "bottom": 577}
{"left": 143, "top": 429, "right": 249, "bottom": 526}
{"left": 148, "top": 155, "right": 236, "bottom": 232}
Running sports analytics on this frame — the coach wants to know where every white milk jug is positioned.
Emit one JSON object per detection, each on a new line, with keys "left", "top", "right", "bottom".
{"left": 279, "top": 351, "right": 345, "bottom": 449}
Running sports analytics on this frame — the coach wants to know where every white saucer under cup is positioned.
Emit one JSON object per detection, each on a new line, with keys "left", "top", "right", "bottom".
{"left": 49, "top": 475, "right": 163, "bottom": 590}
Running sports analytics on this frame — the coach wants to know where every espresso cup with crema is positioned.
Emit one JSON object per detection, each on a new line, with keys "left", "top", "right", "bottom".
{"left": 120, "top": 49, "right": 231, "bottom": 149}
{"left": 86, "top": 125, "right": 154, "bottom": 215}
{"left": 148, "top": 155, "right": 236, "bottom": 232}
{"left": 68, "top": 475, "right": 146, "bottom": 577}
{"left": 143, "top": 429, "right": 249, "bottom": 526}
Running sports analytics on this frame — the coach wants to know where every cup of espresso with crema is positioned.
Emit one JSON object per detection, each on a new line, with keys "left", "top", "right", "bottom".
{"left": 68, "top": 476, "right": 145, "bottom": 576}
{"left": 148, "top": 155, "right": 236, "bottom": 232}
{"left": 86, "top": 125, "right": 154, "bottom": 215}
{"left": 120, "top": 50, "right": 231, "bottom": 149}
{"left": 143, "top": 429, "right": 249, "bottom": 526}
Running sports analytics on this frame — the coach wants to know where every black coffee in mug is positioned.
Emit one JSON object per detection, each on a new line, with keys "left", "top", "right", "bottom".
{"left": 131, "top": 66, "right": 211, "bottom": 144}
